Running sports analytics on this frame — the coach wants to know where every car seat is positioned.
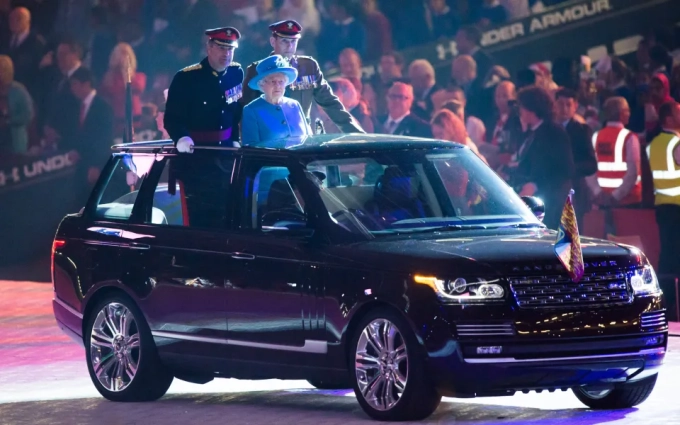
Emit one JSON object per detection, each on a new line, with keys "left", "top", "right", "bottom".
{"left": 366, "top": 166, "right": 425, "bottom": 224}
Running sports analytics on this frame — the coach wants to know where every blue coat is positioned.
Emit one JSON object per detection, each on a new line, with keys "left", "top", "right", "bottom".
{"left": 241, "top": 96, "right": 312, "bottom": 146}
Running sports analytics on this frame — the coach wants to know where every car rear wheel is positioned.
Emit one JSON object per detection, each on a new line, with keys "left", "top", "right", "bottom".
{"left": 573, "top": 374, "right": 658, "bottom": 409}
{"left": 85, "top": 294, "right": 173, "bottom": 401}
{"left": 350, "top": 308, "right": 441, "bottom": 421}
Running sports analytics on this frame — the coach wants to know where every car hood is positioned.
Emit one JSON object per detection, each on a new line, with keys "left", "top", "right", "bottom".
{"left": 334, "top": 229, "right": 642, "bottom": 276}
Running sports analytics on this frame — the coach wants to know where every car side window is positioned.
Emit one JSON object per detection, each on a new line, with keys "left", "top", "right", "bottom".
{"left": 93, "top": 154, "right": 150, "bottom": 221}
{"left": 144, "top": 153, "right": 234, "bottom": 229}
{"left": 239, "top": 160, "right": 307, "bottom": 232}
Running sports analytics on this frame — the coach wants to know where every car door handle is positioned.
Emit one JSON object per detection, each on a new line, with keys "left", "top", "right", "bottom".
{"left": 129, "top": 242, "right": 150, "bottom": 250}
{"left": 231, "top": 252, "right": 255, "bottom": 260}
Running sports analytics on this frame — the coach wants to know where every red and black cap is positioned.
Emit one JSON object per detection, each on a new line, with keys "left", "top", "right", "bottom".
{"left": 205, "top": 27, "right": 240, "bottom": 47}
{"left": 269, "top": 20, "right": 302, "bottom": 39}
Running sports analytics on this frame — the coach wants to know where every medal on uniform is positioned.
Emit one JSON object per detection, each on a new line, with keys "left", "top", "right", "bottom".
{"left": 225, "top": 84, "right": 243, "bottom": 104}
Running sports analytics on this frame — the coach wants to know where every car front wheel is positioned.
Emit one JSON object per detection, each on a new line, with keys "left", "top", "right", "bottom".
{"left": 573, "top": 374, "right": 658, "bottom": 409}
{"left": 350, "top": 308, "right": 441, "bottom": 421}
{"left": 85, "top": 294, "right": 173, "bottom": 401}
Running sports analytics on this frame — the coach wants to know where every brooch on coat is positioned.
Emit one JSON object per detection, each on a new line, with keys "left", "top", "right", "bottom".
{"left": 225, "top": 84, "right": 243, "bottom": 104}
{"left": 290, "top": 75, "right": 318, "bottom": 91}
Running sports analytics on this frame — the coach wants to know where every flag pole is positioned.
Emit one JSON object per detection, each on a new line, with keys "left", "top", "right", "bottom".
{"left": 125, "top": 58, "right": 135, "bottom": 192}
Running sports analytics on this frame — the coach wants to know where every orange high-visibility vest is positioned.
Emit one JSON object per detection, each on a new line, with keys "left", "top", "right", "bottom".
{"left": 592, "top": 126, "right": 641, "bottom": 205}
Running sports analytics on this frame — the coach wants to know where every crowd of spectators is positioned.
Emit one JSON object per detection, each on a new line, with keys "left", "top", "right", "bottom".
{"left": 1, "top": 0, "right": 679, "bottom": 228}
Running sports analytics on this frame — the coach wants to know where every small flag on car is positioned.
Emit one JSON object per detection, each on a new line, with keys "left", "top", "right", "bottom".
{"left": 554, "top": 189, "right": 584, "bottom": 283}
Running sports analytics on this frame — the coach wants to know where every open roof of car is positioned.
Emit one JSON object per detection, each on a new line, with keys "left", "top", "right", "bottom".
{"left": 111, "top": 133, "right": 465, "bottom": 155}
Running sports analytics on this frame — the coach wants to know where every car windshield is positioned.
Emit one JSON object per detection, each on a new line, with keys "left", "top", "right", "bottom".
{"left": 303, "top": 147, "right": 540, "bottom": 238}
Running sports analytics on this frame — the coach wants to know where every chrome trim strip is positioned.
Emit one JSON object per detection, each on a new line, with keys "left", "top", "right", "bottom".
{"left": 463, "top": 347, "right": 665, "bottom": 364}
{"left": 83, "top": 240, "right": 149, "bottom": 250}
{"left": 151, "top": 331, "right": 328, "bottom": 354}
{"left": 54, "top": 296, "right": 84, "bottom": 319}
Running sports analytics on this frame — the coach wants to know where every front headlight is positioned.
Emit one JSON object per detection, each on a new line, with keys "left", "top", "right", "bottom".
{"left": 414, "top": 275, "right": 505, "bottom": 302}
{"left": 628, "top": 265, "right": 661, "bottom": 296}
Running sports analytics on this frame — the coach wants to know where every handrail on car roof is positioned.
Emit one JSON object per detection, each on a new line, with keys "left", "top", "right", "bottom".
{"left": 111, "top": 139, "right": 240, "bottom": 153}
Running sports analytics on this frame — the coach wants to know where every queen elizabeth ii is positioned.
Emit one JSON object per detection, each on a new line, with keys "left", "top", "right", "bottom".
{"left": 241, "top": 55, "right": 312, "bottom": 146}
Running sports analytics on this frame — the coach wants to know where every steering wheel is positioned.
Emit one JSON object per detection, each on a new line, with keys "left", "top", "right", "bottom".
{"left": 261, "top": 208, "right": 306, "bottom": 227}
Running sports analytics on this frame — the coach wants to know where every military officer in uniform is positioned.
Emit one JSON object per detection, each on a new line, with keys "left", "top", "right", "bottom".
{"left": 164, "top": 27, "right": 244, "bottom": 228}
{"left": 165, "top": 27, "right": 244, "bottom": 151}
{"left": 241, "top": 20, "right": 364, "bottom": 134}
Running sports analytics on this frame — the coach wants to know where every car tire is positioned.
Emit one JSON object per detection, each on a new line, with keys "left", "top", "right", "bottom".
{"left": 573, "top": 374, "right": 658, "bottom": 409}
{"left": 84, "top": 294, "right": 174, "bottom": 402}
{"left": 350, "top": 307, "right": 441, "bottom": 421}
{"left": 307, "top": 377, "right": 352, "bottom": 390}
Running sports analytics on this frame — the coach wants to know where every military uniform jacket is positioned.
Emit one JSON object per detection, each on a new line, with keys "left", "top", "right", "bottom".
{"left": 164, "top": 57, "right": 244, "bottom": 144}
{"left": 242, "top": 54, "right": 363, "bottom": 134}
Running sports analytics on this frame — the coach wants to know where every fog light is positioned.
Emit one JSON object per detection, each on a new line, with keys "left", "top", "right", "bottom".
{"left": 477, "top": 346, "right": 503, "bottom": 355}
{"left": 644, "top": 335, "right": 664, "bottom": 346}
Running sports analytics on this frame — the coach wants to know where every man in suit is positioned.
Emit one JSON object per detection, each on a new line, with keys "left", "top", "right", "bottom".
{"left": 555, "top": 88, "right": 598, "bottom": 229}
{"left": 241, "top": 20, "right": 363, "bottom": 134}
{"left": 514, "top": 86, "right": 575, "bottom": 230}
{"left": 42, "top": 37, "right": 83, "bottom": 147}
{"left": 408, "top": 59, "right": 440, "bottom": 121}
{"left": 454, "top": 25, "right": 494, "bottom": 85}
{"left": 379, "top": 82, "right": 432, "bottom": 138}
{"left": 69, "top": 67, "right": 113, "bottom": 197}
{"left": 4, "top": 7, "right": 45, "bottom": 100}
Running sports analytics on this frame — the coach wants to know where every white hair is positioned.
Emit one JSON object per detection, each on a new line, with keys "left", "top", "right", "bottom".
{"left": 256, "top": 72, "right": 290, "bottom": 91}
{"left": 408, "top": 59, "right": 435, "bottom": 78}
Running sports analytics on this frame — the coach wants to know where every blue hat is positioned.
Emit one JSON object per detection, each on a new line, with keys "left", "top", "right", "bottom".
{"left": 248, "top": 55, "right": 298, "bottom": 91}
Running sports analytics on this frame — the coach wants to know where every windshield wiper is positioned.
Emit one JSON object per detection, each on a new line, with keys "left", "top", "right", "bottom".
{"left": 497, "top": 222, "right": 545, "bottom": 229}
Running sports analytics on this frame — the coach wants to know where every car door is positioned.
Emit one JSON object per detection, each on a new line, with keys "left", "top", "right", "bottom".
{"left": 121, "top": 151, "right": 237, "bottom": 365}
{"left": 225, "top": 154, "right": 326, "bottom": 366}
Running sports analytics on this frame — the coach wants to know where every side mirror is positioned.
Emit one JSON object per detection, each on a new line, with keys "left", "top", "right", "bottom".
{"left": 521, "top": 196, "right": 545, "bottom": 222}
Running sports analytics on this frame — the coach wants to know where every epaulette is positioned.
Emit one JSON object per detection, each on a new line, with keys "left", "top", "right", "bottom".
{"left": 229, "top": 62, "right": 241, "bottom": 68}
{"left": 181, "top": 63, "right": 202, "bottom": 72}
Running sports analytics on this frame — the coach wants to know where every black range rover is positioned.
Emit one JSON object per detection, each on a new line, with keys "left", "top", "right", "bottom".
{"left": 52, "top": 135, "right": 667, "bottom": 421}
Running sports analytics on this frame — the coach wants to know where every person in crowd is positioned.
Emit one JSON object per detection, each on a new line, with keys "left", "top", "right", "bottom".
{"left": 586, "top": 97, "right": 642, "bottom": 208}
{"left": 165, "top": 0, "right": 221, "bottom": 71}
{"left": 486, "top": 80, "right": 522, "bottom": 174}
{"left": 454, "top": 25, "right": 494, "bottom": 85}
{"left": 379, "top": 81, "right": 431, "bottom": 138}
{"left": 242, "top": 20, "right": 362, "bottom": 134}
{"left": 0, "top": 54, "right": 33, "bottom": 154}
{"left": 435, "top": 86, "right": 486, "bottom": 146}
{"left": 408, "top": 59, "right": 439, "bottom": 121}
{"left": 451, "top": 54, "right": 483, "bottom": 119}
{"left": 647, "top": 100, "right": 680, "bottom": 278}
{"left": 431, "top": 108, "right": 485, "bottom": 163}
{"left": 368, "top": 51, "right": 404, "bottom": 118}
{"left": 513, "top": 85, "right": 575, "bottom": 229}
{"left": 606, "top": 57, "right": 635, "bottom": 109}
{"left": 43, "top": 37, "right": 83, "bottom": 149}
{"left": 316, "top": 0, "right": 365, "bottom": 67}
{"left": 555, "top": 88, "right": 598, "bottom": 228}
{"left": 4, "top": 7, "right": 44, "bottom": 101}
{"left": 337, "top": 48, "right": 376, "bottom": 112}
{"left": 68, "top": 66, "right": 113, "bottom": 192}
{"left": 242, "top": 55, "right": 311, "bottom": 145}
{"left": 360, "top": 0, "right": 392, "bottom": 62}
{"left": 164, "top": 27, "right": 244, "bottom": 152}
{"left": 278, "top": 0, "right": 321, "bottom": 56}
{"left": 645, "top": 73, "right": 673, "bottom": 135}
{"left": 329, "top": 77, "right": 374, "bottom": 132}
{"left": 100, "top": 42, "right": 147, "bottom": 137}
{"left": 428, "top": 0, "right": 460, "bottom": 40}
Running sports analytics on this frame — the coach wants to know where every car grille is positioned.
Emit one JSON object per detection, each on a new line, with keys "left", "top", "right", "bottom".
{"left": 640, "top": 310, "right": 667, "bottom": 330}
{"left": 508, "top": 271, "right": 632, "bottom": 309}
{"left": 456, "top": 323, "right": 515, "bottom": 337}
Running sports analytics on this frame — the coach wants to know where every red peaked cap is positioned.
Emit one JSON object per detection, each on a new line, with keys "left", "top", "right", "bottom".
{"left": 269, "top": 20, "right": 302, "bottom": 39}
{"left": 205, "top": 27, "right": 240, "bottom": 47}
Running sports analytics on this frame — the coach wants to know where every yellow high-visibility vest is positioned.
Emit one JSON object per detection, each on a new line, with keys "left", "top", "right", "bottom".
{"left": 647, "top": 131, "right": 680, "bottom": 205}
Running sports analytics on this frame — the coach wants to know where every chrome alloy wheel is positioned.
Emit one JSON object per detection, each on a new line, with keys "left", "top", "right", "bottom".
{"left": 89, "top": 302, "right": 141, "bottom": 392}
{"left": 355, "top": 319, "right": 408, "bottom": 411}
{"left": 581, "top": 389, "right": 613, "bottom": 399}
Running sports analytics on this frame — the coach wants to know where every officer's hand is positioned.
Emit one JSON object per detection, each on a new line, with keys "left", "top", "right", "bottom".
{"left": 177, "top": 136, "right": 194, "bottom": 153}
